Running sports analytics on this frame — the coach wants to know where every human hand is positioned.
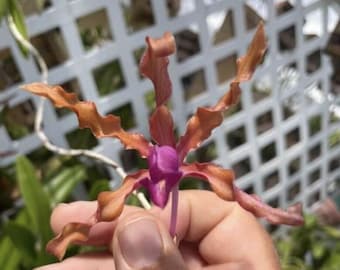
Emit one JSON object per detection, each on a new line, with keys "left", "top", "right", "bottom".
{"left": 35, "top": 190, "right": 280, "bottom": 270}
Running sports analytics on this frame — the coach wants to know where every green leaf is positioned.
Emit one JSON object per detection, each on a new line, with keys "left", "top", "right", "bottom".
{"left": 89, "top": 179, "right": 110, "bottom": 200}
{"left": 0, "top": 236, "right": 21, "bottom": 269}
{"left": 4, "top": 221, "right": 37, "bottom": 263}
{"left": 0, "top": 236, "right": 14, "bottom": 266}
{"left": 47, "top": 165, "right": 86, "bottom": 204}
{"left": 16, "top": 156, "right": 53, "bottom": 247}
{"left": 8, "top": 0, "right": 29, "bottom": 57}
{"left": 0, "top": 208, "right": 29, "bottom": 266}
{"left": 0, "top": 0, "right": 8, "bottom": 24}
{"left": 5, "top": 247, "right": 21, "bottom": 270}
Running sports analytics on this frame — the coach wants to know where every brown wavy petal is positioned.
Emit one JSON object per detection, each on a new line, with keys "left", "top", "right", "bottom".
{"left": 233, "top": 186, "right": 304, "bottom": 226}
{"left": 46, "top": 222, "right": 91, "bottom": 260}
{"left": 181, "top": 163, "right": 235, "bottom": 201}
{"left": 176, "top": 106, "right": 225, "bottom": 161}
{"left": 139, "top": 32, "right": 176, "bottom": 106}
{"left": 235, "top": 21, "right": 267, "bottom": 82}
{"left": 21, "top": 83, "right": 150, "bottom": 157}
{"left": 97, "top": 169, "right": 149, "bottom": 221}
{"left": 177, "top": 22, "right": 266, "bottom": 161}
{"left": 149, "top": 105, "right": 176, "bottom": 147}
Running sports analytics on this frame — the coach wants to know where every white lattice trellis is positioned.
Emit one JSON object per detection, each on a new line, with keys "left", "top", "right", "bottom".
{"left": 0, "top": 0, "right": 339, "bottom": 215}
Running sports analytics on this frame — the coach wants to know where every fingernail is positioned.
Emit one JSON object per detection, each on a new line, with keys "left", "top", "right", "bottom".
{"left": 118, "top": 218, "right": 163, "bottom": 268}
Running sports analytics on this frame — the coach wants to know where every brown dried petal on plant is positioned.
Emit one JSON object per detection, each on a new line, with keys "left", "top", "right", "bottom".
{"left": 139, "top": 32, "right": 176, "bottom": 106}
{"left": 176, "top": 22, "right": 267, "bottom": 161}
{"left": 21, "top": 83, "right": 151, "bottom": 157}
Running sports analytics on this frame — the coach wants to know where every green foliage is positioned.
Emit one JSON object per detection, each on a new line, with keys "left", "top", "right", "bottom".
{"left": 88, "top": 179, "right": 110, "bottom": 200}
{"left": 8, "top": 0, "right": 29, "bottom": 57}
{"left": 180, "top": 177, "right": 203, "bottom": 190}
{"left": 16, "top": 156, "right": 53, "bottom": 247}
{"left": 93, "top": 60, "right": 125, "bottom": 96}
{"left": 0, "top": 0, "right": 37, "bottom": 57}
{"left": 0, "top": 0, "right": 8, "bottom": 24}
{"left": 80, "top": 26, "right": 108, "bottom": 51}
{"left": 329, "top": 130, "right": 340, "bottom": 148}
{"left": 0, "top": 156, "right": 92, "bottom": 269}
{"left": 46, "top": 165, "right": 86, "bottom": 205}
{"left": 277, "top": 215, "right": 340, "bottom": 270}
{"left": 0, "top": 238, "right": 22, "bottom": 270}
{"left": 66, "top": 128, "right": 98, "bottom": 149}
{"left": 3, "top": 221, "right": 37, "bottom": 264}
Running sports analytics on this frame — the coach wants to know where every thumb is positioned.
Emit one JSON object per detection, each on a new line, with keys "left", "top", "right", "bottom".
{"left": 112, "top": 212, "right": 187, "bottom": 270}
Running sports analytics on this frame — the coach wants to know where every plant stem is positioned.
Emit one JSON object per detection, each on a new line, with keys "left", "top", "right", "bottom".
{"left": 169, "top": 184, "right": 179, "bottom": 237}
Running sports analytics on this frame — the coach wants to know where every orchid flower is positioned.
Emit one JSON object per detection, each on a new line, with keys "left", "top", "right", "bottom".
{"left": 21, "top": 22, "right": 303, "bottom": 260}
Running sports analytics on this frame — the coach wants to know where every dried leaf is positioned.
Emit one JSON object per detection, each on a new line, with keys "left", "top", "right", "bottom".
{"left": 233, "top": 186, "right": 304, "bottom": 226}
{"left": 21, "top": 83, "right": 151, "bottom": 157}
{"left": 139, "top": 32, "right": 176, "bottom": 106}
{"left": 181, "top": 163, "right": 235, "bottom": 201}
{"left": 96, "top": 170, "right": 148, "bottom": 221}
{"left": 149, "top": 105, "right": 176, "bottom": 147}
{"left": 177, "top": 23, "right": 267, "bottom": 161}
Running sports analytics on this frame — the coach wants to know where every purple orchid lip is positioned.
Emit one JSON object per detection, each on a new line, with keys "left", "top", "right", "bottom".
{"left": 144, "top": 145, "right": 182, "bottom": 208}
{"left": 148, "top": 145, "right": 180, "bottom": 183}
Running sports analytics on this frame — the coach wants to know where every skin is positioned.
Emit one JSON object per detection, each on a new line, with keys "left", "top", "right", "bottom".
{"left": 34, "top": 190, "right": 281, "bottom": 270}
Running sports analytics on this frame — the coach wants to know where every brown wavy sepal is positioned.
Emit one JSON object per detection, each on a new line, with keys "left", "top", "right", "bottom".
{"left": 46, "top": 222, "right": 91, "bottom": 261}
{"left": 235, "top": 21, "right": 267, "bottom": 82}
{"left": 234, "top": 186, "right": 304, "bottom": 226}
{"left": 139, "top": 32, "right": 176, "bottom": 106}
{"left": 21, "top": 83, "right": 150, "bottom": 157}
{"left": 97, "top": 170, "right": 149, "bottom": 221}
{"left": 177, "top": 22, "right": 267, "bottom": 161}
{"left": 181, "top": 163, "right": 235, "bottom": 201}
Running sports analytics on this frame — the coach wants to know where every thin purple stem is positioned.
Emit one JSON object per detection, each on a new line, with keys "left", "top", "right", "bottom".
{"left": 169, "top": 184, "right": 179, "bottom": 237}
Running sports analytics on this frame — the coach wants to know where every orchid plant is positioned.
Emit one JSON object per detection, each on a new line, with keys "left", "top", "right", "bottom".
{"left": 22, "top": 22, "right": 304, "bottom": 260}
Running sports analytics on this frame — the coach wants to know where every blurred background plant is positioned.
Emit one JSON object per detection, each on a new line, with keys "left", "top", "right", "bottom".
{"left": 277, "top": 215, "right": 340, "bottom": 270}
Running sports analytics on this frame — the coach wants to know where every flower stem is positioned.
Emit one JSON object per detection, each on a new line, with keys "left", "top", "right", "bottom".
{"left": 169, "top": 184, "right": 179, "bottom": 237}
